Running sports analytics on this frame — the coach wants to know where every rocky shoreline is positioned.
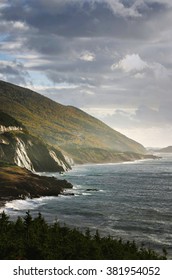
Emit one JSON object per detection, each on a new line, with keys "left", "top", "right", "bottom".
{"left": 0, "top": 162, "right": 73, "bottom": 209}
{"left": 0, "top": 154, "right": 160, "bottom": 209}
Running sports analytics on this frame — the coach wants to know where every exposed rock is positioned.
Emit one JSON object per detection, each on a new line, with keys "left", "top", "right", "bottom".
{"left": 0, "top": 125, "right": 23, "bottom": 133}
{"left": 14, "top": 137, "right": 35, "bottom": 172}
{"left": 0, "top": 163, "right": 73, "bottom": 207}
{"left": 0, "top": 111, "right": 71, "bottom": 172}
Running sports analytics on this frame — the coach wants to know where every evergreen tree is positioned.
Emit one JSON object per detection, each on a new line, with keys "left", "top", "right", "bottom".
{"left": 0, "top": 211, "right": 167, "bottom": 260}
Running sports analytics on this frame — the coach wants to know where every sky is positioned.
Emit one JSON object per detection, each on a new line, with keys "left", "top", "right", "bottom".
{"left": 0, "top": 0, "right": 172, "bottom": 147}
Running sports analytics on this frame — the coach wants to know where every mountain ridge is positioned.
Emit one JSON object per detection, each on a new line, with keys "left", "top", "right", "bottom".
{"left": 0, "top": 80, "right": 146, "bottom": 163}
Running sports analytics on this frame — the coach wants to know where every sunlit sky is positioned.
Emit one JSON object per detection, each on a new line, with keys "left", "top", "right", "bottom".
{"left": 0, "top": 0, "right": 172, "bottom": 147}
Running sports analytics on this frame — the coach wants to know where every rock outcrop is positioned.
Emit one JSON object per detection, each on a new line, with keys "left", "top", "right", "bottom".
{"left": 0, "top": 112, "right": 71, "bottom": 172}
{"left": 0, "top": 162, "right": 73, "bottom": 207}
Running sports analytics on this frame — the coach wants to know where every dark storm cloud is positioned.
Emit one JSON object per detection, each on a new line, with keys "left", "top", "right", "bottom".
{"left": 1, "top": 0, "right": 170, "bottom": 39}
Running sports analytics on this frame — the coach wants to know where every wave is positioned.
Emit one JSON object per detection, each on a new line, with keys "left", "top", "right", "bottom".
{"left": 3, "top": 199, "right": 41, "bottom": 212}
{"left": 1, "top": 183, "right": 99, "bottom": 213}
{"left": 1, "top": 196, "right": 60, "bottom": 213}
{"left": 147, "top": 234, "right": 172, "bottom": 246}
{"left": 58, "top": 195, "right": 75, "bottom": 199}
{"left": 73, "top": 159, "right": 155, "bottom": 168}
{"left": 73, "top": 184, "right": 83, "bottom": 190}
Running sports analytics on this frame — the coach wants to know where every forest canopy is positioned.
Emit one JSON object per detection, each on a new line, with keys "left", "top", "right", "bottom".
{"left": 0, "top": 211, "right": 167, "bottom": 260}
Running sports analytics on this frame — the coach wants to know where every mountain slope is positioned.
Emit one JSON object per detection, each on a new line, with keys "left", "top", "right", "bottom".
{"left": 0, "top": 80, "right": 146, "bottom": 163}
{"left": 158, "top": 146, "right": 172, "bottom": 153}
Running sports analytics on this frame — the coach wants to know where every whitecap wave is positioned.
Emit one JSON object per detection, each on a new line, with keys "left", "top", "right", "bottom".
{"left": 4, "top": 198, "right": 45, "bottom": 211}
{"left": 73, "top": 184, "right": 83, "bottom": 190}
{"left": 1, "top": 196, "right": 60, "bottom": 213}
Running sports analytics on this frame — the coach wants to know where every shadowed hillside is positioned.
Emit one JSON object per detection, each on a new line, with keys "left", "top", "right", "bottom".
{"left": 0, "top": 80, "right": 146, "bottom": 163}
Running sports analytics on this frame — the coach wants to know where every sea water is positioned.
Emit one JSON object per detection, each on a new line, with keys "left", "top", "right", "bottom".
{"left": 1, "top": 154, "right": 172, "bottom": 258}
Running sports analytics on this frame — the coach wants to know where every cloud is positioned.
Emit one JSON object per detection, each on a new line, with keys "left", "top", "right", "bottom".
{"left": 0, "top": 60, "right": 31, "bottom": 85}
{"left": 0, "top": 0, "right": 172, "bottom": 147}
{"left": 79, "top": 51, "right": 96, "bottom": 62}
{"left": 101, "top": 102, "right": 172, "bottom": 147}
{"left": 1, "top": 0, "right": 170, "bottom": 39}
{"left": 12, "top": 21, "right": 29, "bottom": 31}
{"left": 106, "top": 0, "right": 142, "bottom": 18}
{"left": 111, "top": 53, "right": 170, "bottom": 82}
{"left": 112, "top": 54, "right": 148, "bottom": 72}
{"left": 80, "top": 89, "right": 95, "bottom": 95}
{"left": 150, "top": 62, "right": 169, "bottom": 79}
{"left": 134, "top": 72, "right": 145, "bottom": 79}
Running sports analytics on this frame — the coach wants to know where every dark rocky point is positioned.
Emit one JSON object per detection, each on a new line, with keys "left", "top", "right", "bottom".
{"left": 0, "top": 162, "right": 73, "bottom": 207}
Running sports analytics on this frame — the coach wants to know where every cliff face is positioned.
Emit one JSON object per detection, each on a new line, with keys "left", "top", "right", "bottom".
{"left": 0, "top": 112, "right": 71, "bottom": 172}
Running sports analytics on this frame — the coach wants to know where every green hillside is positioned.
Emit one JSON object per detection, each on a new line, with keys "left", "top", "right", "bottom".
{"left": 0, "top": 80, "right": 146, "bottom": 163}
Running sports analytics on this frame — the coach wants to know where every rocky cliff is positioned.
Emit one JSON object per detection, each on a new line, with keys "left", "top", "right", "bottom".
{"left": 0, "top": 112, "right": 71, "bottom": 172}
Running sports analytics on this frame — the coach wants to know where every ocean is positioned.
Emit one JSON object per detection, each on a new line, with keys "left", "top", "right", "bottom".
{"left": 1, "top": 154, "right": 172, "bottom": 258}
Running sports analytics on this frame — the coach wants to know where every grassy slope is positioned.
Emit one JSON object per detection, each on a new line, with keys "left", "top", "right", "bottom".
{"left": 0, "top": 80, "right": 146, "bottom": 162}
